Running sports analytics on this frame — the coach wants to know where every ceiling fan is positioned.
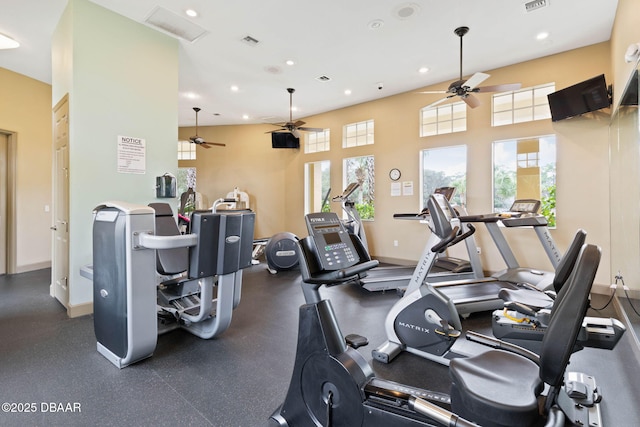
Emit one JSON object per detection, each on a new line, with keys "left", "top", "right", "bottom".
{"left": 266, "top": 88, "right": 323, "bottom": 138}
{"left": 188, "top": 107, "right": 225, "bottom": 148}
{"left": 420, "top": 26, "right": 522, "bottom": 109}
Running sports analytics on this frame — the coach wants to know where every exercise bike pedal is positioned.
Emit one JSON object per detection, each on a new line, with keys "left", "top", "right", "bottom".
{"left": 345, "top": 334, "right": 368, "bottom": 349}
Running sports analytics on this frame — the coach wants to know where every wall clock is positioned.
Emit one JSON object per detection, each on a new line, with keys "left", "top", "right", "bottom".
{"left": 389, "top": 168, "right": 401, "bottom": 181}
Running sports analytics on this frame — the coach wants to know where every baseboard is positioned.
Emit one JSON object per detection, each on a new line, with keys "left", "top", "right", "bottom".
{"left": 67, "top": 301, "right": 93, "bottom": 318}
{"left": 15, "top": 261, "right": 52, "bottom": 274}
{"left": 613, "top": 296, "right": 640, "bottom": 364}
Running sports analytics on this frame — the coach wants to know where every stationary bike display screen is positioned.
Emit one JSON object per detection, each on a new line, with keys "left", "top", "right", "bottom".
{"left": 305, "top": 212, "right": 359, "bottom": 271}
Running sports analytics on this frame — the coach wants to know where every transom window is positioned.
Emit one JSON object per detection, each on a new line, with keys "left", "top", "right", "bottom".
{"left": 492, "top": 83, "right": 555, "bottom": 127}
{"left": 305, "top": 129, "right": 330, "bottom": 153}
{"left": 178, "top": 140, "right": 196, "bottom": 160}
{"left": 343, "top": 119, "right": 374, "bottom": 147}
{"left": 420, "top": 101, "right": 466, "bottom": 137}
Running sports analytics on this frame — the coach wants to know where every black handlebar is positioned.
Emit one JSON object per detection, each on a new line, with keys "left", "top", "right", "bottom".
{"left": 431, "top": 226, "right": 460, "bottom": 253}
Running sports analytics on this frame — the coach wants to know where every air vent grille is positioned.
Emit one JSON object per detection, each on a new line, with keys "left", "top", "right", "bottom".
{"left": 241, "top": 35, "right": 260, "bottom": 46}
{"left": 145, "top": 6, "right": 208, "bottom": 42}
{"left": 525, "top": 0, "right": 548, "bottom": 12}
{"left": 316, "top": 75, "right": 331, "bottom": 82}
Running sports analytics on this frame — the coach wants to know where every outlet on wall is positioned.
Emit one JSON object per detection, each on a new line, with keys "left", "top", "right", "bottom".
{"left": 476, "top": 247, "right": 481, "bottom": 254}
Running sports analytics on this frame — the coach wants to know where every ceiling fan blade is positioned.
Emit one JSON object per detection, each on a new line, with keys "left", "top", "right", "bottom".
{"left": 270, "top": 122, "right": 287, "bottom": 127}
{"left": 199, "top": 143, "right": 211, "bottom": 149}
{"left": 293, "top": 120, "right": 306, "bottom": 127}
{"left": 265, "top": 129, "right": 285, "bottom": 134}
{"left": 463, "top": 72, "right": 490, "bottom": 90}
{"left": 204, "top": 141, "right": 226, "bottom": 147}
{"left": 475, "top": 83, "right": 522, "bottom": 93}
{"left": 298, "top": 127, "right": 324, "bottom": 132}
{"left": 463, "top": 94, "right": 481, "bottom": 108}
{"left": 418, "top": 90, "right": 448, "bottom": 94}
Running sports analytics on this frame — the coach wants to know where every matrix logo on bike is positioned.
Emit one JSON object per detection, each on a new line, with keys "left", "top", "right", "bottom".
{"left": 397, "top": 321, "right": 430, "bottom": 334}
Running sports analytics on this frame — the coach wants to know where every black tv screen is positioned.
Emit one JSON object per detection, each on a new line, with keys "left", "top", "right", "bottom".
{"left": 271, "top": 132, "right": 300, "bottom": 149}
{"left": 547, "top": 74, "right": 610, "bottom": 122}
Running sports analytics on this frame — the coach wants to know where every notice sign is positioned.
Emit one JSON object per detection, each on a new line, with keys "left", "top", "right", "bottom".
{"left": 117, "top": 135, "right": 146, "bottom": 174}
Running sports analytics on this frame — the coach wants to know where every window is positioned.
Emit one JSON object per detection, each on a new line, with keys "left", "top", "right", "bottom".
{"left": 493, "top": 135, "right": 556, "bottom": 226}
{"left": 492, "top": 83, "right": 555, "bottom": 126}
{"left": 343, "top": 155, "right": 375, "bottom": 219}
{"left": 305, "top": 129, "right": 330, "bottom": 153}
{"left": 343, "top": 119, "right": 374, "bottom": 147}
{"left": 420, "top": 101, "right": 467, "bottom": 137}
{"left": 304, "top": 161, "right": 331, "bottom": 214}
{"left": 178, "top": 140, "right": 196, "bottom": 160}
{"left": 177, "top": 167, "right": 197, "bottom": 212}
{"left": 421, "top": 145, "right": 467, "bottom": 208}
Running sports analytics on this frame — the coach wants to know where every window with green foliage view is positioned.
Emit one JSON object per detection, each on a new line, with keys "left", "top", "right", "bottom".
{"left": 493, "top": 135, "right": 556, "bottom": 226}
{"left": 344, "top": 155, "right": 375, "bottom": 220}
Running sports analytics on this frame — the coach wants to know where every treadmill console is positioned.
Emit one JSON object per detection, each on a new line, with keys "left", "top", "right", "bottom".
{"left": 305, "top": 212, "right": 359, "bottom": 271}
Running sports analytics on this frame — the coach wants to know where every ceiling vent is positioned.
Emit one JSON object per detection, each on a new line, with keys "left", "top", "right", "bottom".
{"left": 525, "top": 0, "right": 548, "bottom": 12}
{"left": 145, "top": 6, "right": 208, "bottom": 43}
{"left": 241, "top": 35, "right": 260, "bottom": 46}
{"left": 316, "top": 75, "right": 331, "bottom": 82}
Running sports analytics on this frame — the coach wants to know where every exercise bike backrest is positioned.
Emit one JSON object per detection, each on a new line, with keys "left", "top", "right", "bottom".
{"left": 299, "top": 212, "right": 379, "bottom": 304}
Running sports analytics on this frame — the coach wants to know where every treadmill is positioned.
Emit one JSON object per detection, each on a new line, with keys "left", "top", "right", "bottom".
{"left": 335, "top": 185, "right": 485, "bottom": 292}
{"left": 406, "top": 194, "right": 557, "bottom": 316}
{"left": 459, "top": 199, "right": 559, "bottom": 291}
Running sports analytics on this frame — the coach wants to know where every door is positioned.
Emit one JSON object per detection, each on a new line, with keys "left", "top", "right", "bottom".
{"left": 0, "top": 133, "right": 6, "bottom": 274}
{"left": 52, "top": 96, "right": 70, "bottom": 308}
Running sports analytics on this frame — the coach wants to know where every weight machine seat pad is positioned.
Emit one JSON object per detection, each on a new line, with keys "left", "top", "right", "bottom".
{"left": 149, "top": 203, "right": 190, "bottom": 276}
{"left": 449, "top": 350, "right": 543, "bottom": 427}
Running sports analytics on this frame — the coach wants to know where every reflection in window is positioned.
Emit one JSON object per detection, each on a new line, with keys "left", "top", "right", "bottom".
{"left": 343, "top": 120, "right": 374, "bottom": 147}
{"left": 493, "top": 135, "right": 556, "bottom": 226}
{"left": 305, "top": 129, "right": 330, "bottom": 153}
{"left": 343, "top": 155, "right": 375, "bottom": 219}
{"left": 492, "top": 83, "right": 554, "bottom": 127}
{"left": 178, "top": 140, "right": 196, "bottom": 160}
{"left": 304, "top": 161, "right": 331, "bottom": 214}
{"left": 420, "top": 101, "right": 466, "bottom": 137}
{"left": 420, "top": 145, "right": 467, "bottom": 208}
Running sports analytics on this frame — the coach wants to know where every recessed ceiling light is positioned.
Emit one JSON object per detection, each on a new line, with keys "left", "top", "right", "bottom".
{"left": 285, "top": 59, "right": 295, "bottom": 66}
{"left": 291, "top": 106, "right": 298, "bottom": 112}
{"left": 0, "top": 33, "right": 19, "bottom": 49}
{"left": 418, "top": 67, "right": 429, "bottom": 74}
{"left": 185, "top": 9, "right": 198, "bottom": 18}
{"left": 183, "top": 92, "right": 199, "bottom": 99}
{"left": 242, "top": 114, "right": 249, "bottom": 120}
{"left": 536, "top": 31, "right": 549, "bottom": 40}
{"left": 344, "top": 89, "right": 352, "bottom": 95}
{"left": 368, "top": 19, "right": 385, "bottom": 30}
{"left": 230, "top": 85, "right": 239, "bottom": 92}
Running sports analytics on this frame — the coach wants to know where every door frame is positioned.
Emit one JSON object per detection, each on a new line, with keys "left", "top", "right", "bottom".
{"left": 0, "top": 129, "right": 17, "bottom": 274}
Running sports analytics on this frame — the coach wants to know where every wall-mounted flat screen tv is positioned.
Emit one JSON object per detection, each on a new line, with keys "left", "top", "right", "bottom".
{"left": 271, "top": 132, "right": 300, "bottom": 148}
{"left": 547, "top": 74, "right": 610, "bottom": 122}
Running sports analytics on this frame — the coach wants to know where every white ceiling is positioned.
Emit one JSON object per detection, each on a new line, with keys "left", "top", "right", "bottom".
{"left": 0, "top": 0, "right": 619, "bottom": 126}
